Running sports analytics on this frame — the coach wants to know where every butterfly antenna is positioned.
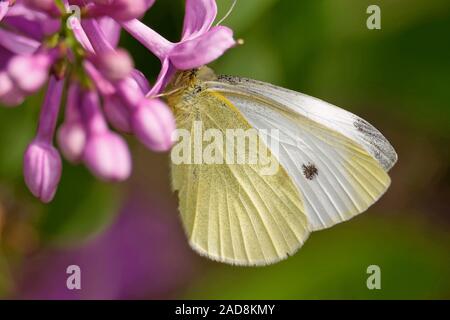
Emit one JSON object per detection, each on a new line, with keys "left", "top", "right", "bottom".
{"left": 152, "top": 86, "right": 184, "bottom": 99}
{"left": 216, "top": 0, "right": 238, "bottom": 26}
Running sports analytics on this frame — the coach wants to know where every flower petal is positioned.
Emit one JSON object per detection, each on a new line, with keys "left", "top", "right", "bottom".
{"left": 23, "top": 0, "right": 60, "bottom": 16}
{"left": 171, "top": 26, "right": 235, "bottom": 70}
{"left": 121, "top": 19, "right": 173, "bottom": 60}
{"left": 99, "top": 17, "right": 121, "bottom": 47}
{"left": 131, "top": 69, "right": 151, "bottom": 93}
{"left": 182, "top": 0, "right": 217, "bottom": 40}
{"left": 0, "top": 28, "right": 40, "bottom": 55}
{"left": 147, "top": 58, "right": 175, "bottom": 96}
{"left": 89, "top": 0, "right": 152, "bottom": 21}
{"left": 83, "top": 61, "right": 116, "bottom": 96}
{"left": 5, "top": 3, "right": 60, "bottom": 39}
{"left": 71, "top": 18, "right": 95, "bottom": 53}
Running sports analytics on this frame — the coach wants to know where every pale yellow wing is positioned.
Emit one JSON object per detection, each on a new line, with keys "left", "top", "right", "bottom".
{"left": 170, "top": 86, "right": 309, "bottom": 266}
{"left": 206, "top": 77, "right": 394, "bottom": 231}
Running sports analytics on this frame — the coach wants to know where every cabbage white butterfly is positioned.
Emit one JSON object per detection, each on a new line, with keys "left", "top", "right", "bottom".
{"left": 167, "top": 67, "right": 397, "bottom": 266}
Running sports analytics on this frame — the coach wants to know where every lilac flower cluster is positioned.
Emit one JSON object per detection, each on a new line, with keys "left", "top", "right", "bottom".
{"left": 0, "top": 0, "right": 235, "bottom": 202}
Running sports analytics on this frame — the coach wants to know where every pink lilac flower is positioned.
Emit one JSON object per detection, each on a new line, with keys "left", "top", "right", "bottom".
{"left": 80, "top": 17, "right": 176, "bottom": 151}
{"left": 121, "top": 0, "right": 236, "bottom": 94}
{"left": 0, "top": 0, "right": 235, "bottom": 203}
{"left": 23, "top": 76, "right": 64, "bottom": 203}
{"left": 0, "top": 2, "right": 58, "bottom": 107}
{"left": 80, "top": 89, "right": 131, "bottom": 181}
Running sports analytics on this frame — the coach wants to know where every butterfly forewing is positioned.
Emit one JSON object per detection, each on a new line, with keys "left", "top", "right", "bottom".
{"left": 209, "top": 76, "right": 397, "bottom": 172}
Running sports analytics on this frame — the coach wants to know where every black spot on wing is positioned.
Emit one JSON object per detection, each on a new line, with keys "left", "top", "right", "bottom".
{"left": 302, "top": 163, "right": 318, "bottom": 180}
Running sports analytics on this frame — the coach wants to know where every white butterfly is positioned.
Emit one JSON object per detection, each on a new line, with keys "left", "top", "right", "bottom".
{"left": 168, "top": 67, "right": 397, "bottom": 266}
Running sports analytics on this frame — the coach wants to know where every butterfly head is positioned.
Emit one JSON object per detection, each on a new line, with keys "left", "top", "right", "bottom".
{"left": 165, "top": 66, "right": 217, "bottom": 107}
{"left": 168, "top": 67, "right": 216, "bottom": 91}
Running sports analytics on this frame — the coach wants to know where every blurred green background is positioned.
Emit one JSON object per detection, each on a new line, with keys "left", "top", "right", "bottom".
{"left": 0, "top": 0, "right": 449, "bottom": 299}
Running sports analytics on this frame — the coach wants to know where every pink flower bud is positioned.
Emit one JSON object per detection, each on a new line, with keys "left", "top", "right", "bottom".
{"left": 0, "top": 71, "right": 25, "bottom": 107}
{"left": 8, "top": 53, "right": 52, "bottom": 93}
{"left": 23, "top": 140, "right": 62, "bottom": 203}
{"left": 57, "top": 84, "right": 86, "bottom": 163}
{"left": 83, "top": 132, "right": 131, "bottom": 182}
{"left": 57, "top": 121, "right": 87, "bottom": 163}
{"left": 79, "top": 90, "right": 132, "bottom": 181}
{"left": 131, "top": 99, "right": 176, "bottom": 152}
{"left": 95, "top": 49, "right": 134, "bottom": 82}
{"left": 0, "top": 72, "right": 13, "bottom": 97}
{"left": 103, "top": 96, "right": 132, "bottom": 133}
